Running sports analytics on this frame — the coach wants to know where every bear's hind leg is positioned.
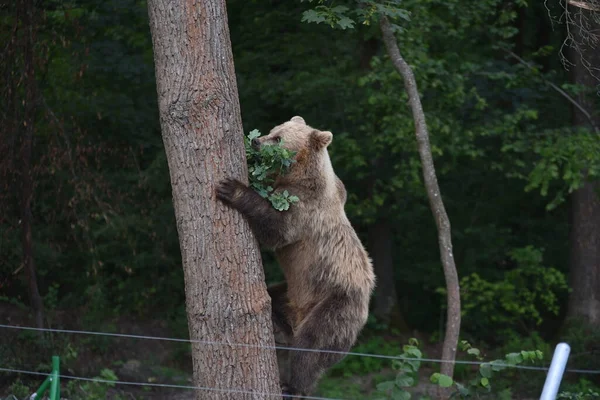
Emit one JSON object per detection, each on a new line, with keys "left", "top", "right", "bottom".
{"left": 286, "top": 336, "right": 348, "bottom": 397}
{"left": 286, "top": 294, "right": 360, "bottom": 396}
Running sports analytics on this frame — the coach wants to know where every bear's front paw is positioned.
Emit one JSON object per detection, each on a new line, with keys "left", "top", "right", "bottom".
{"left": 216, "top": 178, "right": 245, "bottom": 205}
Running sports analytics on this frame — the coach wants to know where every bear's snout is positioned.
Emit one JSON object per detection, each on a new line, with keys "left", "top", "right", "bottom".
{"left": 251, "top": 138, "right": 261, "bottom": 149}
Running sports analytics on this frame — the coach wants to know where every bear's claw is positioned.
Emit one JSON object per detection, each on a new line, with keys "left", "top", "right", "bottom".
{"left": 216, "top": 178, "right": 244, "bottom": 205}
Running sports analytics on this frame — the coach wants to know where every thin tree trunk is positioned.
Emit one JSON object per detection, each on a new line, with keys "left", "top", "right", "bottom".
{"left": 368, "top": 219, "right": 408, "bottom": 330}
{"left": 379, "top": 15, "right": 461, "bottom": 382}
{"left": 567, "top": 4, "right": 600, "bottom": 327}
{"left": 21, "top": 0, "right": 44, "bottom": 329}
{"left": 147, "top": 1, "right": 280, "bottom": 399}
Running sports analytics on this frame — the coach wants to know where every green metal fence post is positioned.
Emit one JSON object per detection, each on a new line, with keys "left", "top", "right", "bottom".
{"left": 32, "top": 356, "right": 60, "bottom": 400}
{"left": 33, "top": 375, "right": 51, "bottom": 399}
{"left": 50, "top": 356, "right": 60, "bottom": 399}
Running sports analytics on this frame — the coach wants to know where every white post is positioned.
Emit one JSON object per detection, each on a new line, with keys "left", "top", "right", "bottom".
{"left": 540, "top": 342, "right": 571, "bottom": 400}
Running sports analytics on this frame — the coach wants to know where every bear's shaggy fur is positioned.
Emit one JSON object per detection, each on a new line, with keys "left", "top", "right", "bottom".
{"left": 216, "top": 116, "right": 375, "bottom": 396}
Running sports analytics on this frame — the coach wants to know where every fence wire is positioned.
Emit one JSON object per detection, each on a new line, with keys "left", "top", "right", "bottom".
{"left": 0, "top": 366, "right": 341, "bottom": 400}
{"left": 1, "top": 323, "right": 599, "bottom": 375}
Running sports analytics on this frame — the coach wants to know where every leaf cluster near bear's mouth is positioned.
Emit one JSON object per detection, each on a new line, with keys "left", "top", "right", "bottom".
{"left": 245, "top": 129, "right": 300, "bottom": 211}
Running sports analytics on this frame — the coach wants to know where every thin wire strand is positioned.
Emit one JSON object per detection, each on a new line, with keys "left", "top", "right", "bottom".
{"left": 0, "top": 366, "right": 341, "bottom": 400}
{"left": 1, "top": 324, "right": 599, "bottom": 374}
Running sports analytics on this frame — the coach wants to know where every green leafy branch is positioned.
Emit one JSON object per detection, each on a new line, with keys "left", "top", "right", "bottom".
{"left": 244, "top": 130, "right": 300, "bottom": 211}
{"left": 374, "top": 338, "right": 422, "bottom": 400}
{"left": 438, "top": 341, "right": 544, "bottom": 398}
{"left": 374, "top": 339, "right": 544, "bottom": 399}
{"left": 300, "top": 0, "right": 409, "bottom": 30}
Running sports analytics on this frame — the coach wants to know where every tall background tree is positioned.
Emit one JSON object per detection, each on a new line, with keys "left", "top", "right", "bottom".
{"left": 0, "top": 0, "right": 45, "bottom": 329}
{"left": 566, "top": 1, "right": 600, "bottom": 328}
{"left": 146, "top": 0, "right": 280, "bottom": 397}
{"left": 378, "top": 12, "right": 461, "bottom": 381}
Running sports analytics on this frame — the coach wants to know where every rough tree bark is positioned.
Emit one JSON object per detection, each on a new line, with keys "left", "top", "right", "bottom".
{"left": 147, "top": 1, "right": 280, "bottom": 399}
{"left": 379, "top": 15, "right": 461, "bottom": 382}
{"left": 567, "top": 3, "right": 600, "bottom": 327}
{"left": 20, "top": 0, "right": 44, "bottom": 329}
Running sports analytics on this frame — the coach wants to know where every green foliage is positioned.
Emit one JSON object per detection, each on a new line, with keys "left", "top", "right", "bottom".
{"left": 442, "top": 246, "right": 569, "bottom": 341}
{"left": 1, "top": 0, "right": 184, "bottom": 319}
{"left": 302, "top": 5, "right": 356, "bottom": 29}
{"left": 560, "top": 319, "right": 600, "bottom": 372}
{"left": 436, "top": 343, "right": 543, "bottom": 398}
{"left": 65, "top": 368, "right": 124, "bottom": 400}
{"left": 559, "top": 389, "right": 600, "bottom": 400}
{"left": 329, "top": 336, "right": 400, "bottom": 377}
{"left": 43, "top": 283, "right": 60, "bottom": 311}
{"left": 375, "top": 339, "right": 543, "bottom": 399}
{"left": 7, "top": 379, "right": 31, "bottom": 399}
{"left": 496, "top": 330, "right": 552, "bottom": 393}
{"left": 301, "top": 0, "right": 409, "bottom": 29}
{"left": 559, "top": 379, "right": 600, "bottom": 400}
{"left": 317, "top": 377, "right": 372, "bottom": 399}
{"left": 244, "top": 129, "right": 300, "bottom": 211}
{"left": 504, "top": 127, "right": 600, "bottom": 210}
{"left": 373, "top": 338, "right": 421, "bottom": 400}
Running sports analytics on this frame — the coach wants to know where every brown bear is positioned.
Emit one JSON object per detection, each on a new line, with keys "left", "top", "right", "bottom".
{"left": 216, "top": 116, "right": 375, "bottom": 397}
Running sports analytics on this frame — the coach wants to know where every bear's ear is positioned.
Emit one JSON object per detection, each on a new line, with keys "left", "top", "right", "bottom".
{"left": 290, "top": 116, "right": 306, "bottom": 125}
{"left": 310, "top": 129, "right": 333, "bottom": 150}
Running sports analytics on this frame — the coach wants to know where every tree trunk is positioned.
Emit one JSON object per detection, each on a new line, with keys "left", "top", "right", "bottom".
{"left": 147, "top": 1, "right": 281, "bottom": 399}
{"left": 569, "top": 182, "right": 600, "bottom": 325}
{"left": 21, "top": 0, "right": 44, "bottom": 329}
{"left": 379, "top": 15, "right": 461, "bottom": 384}
{"left": 567, "top": 4, "right": 600, "bottom": 327}
{"left": 368, "top": 219, "right": 408, "bottom": 330}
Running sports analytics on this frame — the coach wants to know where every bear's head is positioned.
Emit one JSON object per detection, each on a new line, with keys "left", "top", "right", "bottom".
{"left": 252, "top": 116, "right": 333, "bottom": 155}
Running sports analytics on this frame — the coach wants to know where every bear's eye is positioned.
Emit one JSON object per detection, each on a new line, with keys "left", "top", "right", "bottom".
{"left": 276, "top": 137, "right": 282, "bottom": 144}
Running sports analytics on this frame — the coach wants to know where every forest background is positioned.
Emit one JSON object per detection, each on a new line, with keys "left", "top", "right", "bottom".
{"left": 1, "top": 0, "right": 599, "bottom": 398}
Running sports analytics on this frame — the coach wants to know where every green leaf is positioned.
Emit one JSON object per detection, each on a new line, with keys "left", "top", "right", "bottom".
{"left": 505, "top": 352, "right": 523, "bottom": 365}
{"left": 336, "top": 16, "right": 355, "bottom": 30}
{"left": 391, "top": 389, "right": 411, "bottom": 400}
{"left": 377, "top": 381, "right": 394, "bottom": 391}
{"left": 431, "top": 372, "right": 453, "bottom": 387}
{"left": 480, "top": 363, "right": 492, "bottom": 378}
{"left": 248, "top": 129, "right": 261, "bottom": 140}
{"left": 244, "top": 128, "right": 299, "bottom": 211}
{"left": 438, "top": 374, "right": 453, "bottom": 388}
{"left": 490, "top": 360, "right": 506, "bottom": 372}
{"left": 301, "top": 9, "right": 327, "bottom": 24}
{"left": 330, "top": 5, "right": 349, "bottom": 13}
{"left": 459, "top": 340, "right": 471, "bottom": 351}
{"left": 480, "top": 377, "right": 490, "bottom": 387}
{"left": 467, "top": 348, "right": 481, "bottom": 357}
{"left": 405, "top": 359, "right": 421, "bottom": 372}
{"left": 456, "top": 382, "right": 470, "bottom": 396}
{"left": 395, "top": 374, "right": 414, "bottom": 387}
{"left": 403, "top": 347, "right": 422, "bottom": 358}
